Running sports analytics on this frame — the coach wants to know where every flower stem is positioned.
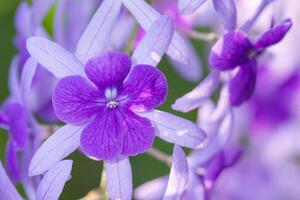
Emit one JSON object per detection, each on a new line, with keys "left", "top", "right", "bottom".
{"left": 100, "top": 168, "right": 109, "bottom": 200}
{"left": 147, "top": 147, "right": 172, "bottom": 166}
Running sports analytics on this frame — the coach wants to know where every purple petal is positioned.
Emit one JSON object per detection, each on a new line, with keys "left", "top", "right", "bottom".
{"left": 80, "top": 110, "right": 124, "bottom": 160}
{"left": 29, "top": 125, "right": 83, "bottom": 176}
{"left": 26, "top": 37, "right": 84, "bottom": 78}
{"left": 21, "top": 58, "right": 37, "bottom": 110}
{"left": 122, "top": 0, "right": 191, "bottom": 64}
{"left": 121, "top": 65, "right": 168, "bottom": 112}
{"left": 36, "top": 160, "right": 72, "bottom": 200}
{"left": 163, "top": 146, "right": 188, "bottom": 200}
{"left": 178, "top": 0, "right": 207, "bottom": 15}
{"left": 75, "top": 0, "right": 122, "bottom": 64}
{"left": 8, "top": 56, "right": 21, "bottom": 101}
{"left": 229, "top": 59, "right": 257, "bottom": 106}
{"left": 5, "top": 142, "right": 21, "bottom": 182}
{"left": 209, "top": 31, "right": 253, "bottom": 70}
{"left": 172, "top": 70, "right": 220, "bottom": 112}
{"left": 0, "top": 162, "right": 23, "bottom": 200}
{"left": 190, "top": 110, "right": 233, "bottom": 166}
{"left": 4, "top": 102, "right": 28, "bottom": 150}
{"left": 134, "top": 176, "right": 168, "bottom": 200}
{"left": 255, "top": 19, "right": 293, "bottom": 49}
{"left": 212, "top": 0, "right": 237, "bottom": 31}
{"left": 85, "top": 52, "right": 131, "bottom": 90}
{"left": 121, "top": 109, "right": 155, "bottom": 157}
{"left": 31, "top": 0, "right": 55, "bottom": 30}
{"left": 53, "top": 76, "right": 102, "bottom": 124}
{"left": 14, "top": 2, "right": 31, "bottom": 38}
{"left": 170, "top": 38, "right": 202, "bottom": 82}
{"left": 106, "top": 158, "right": 132, "bottom": 200}
{"left": 140, "top": 110, "right": 207, "bottom": 148}
{"left": 132, "top": 16, "right": 174, "bottom": 67}
{"left": 54, "top": 0, "right": 97, "bottom": 51}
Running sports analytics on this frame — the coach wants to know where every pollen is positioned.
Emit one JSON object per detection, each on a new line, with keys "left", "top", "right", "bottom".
{"left": 106, "top": 100, "right": 118, "bottom": 108}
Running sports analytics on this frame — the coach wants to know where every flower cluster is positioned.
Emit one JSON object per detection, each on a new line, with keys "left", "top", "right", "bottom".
{"left": 0, "top": 0, "right": 298, "bottom": 199}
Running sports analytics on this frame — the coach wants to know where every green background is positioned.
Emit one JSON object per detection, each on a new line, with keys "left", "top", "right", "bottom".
{"left": 0, "top": 1, "right": 208, "bottom": 199}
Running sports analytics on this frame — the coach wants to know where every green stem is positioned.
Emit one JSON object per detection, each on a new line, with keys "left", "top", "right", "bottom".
{"left": 100, "top": 167, "right": 109, "bottom": 200}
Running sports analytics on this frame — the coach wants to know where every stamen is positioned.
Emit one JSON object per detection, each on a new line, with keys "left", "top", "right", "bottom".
{"left": 106, "top": 100, "right": 118, "bottom": 108}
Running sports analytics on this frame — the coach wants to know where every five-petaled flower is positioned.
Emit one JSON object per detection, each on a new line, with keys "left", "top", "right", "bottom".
{"left": 53, "top": 52, "right": 167, "bottom": 160}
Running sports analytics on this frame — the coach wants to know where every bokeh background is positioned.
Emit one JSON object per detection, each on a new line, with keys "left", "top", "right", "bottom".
{"left": 0, "top": 1, "right": 210, "bottom": 199}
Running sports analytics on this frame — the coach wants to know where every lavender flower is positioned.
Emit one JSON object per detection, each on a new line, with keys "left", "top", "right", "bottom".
{"left": 0, "top": 160, "right": 73, "bottom": 200}
{"left": 53, "top": 51, "right": 168, "bottom": 160}
{"left": 209, "top": 19, "right": 292, "bottom": 106}
{"left": 25, "top": 1, "right": 206, "bottom": 199}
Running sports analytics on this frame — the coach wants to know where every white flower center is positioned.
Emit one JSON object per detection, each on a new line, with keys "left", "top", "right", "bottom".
{"left": 105, "top": 87, "right": 118, "bottom": 109}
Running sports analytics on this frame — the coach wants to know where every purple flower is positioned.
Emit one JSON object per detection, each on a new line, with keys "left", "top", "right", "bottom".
{"left": 53, "top": 52, "right": 167, "bottom": 160}
{"left": 0, "top": 160, "right": 73, "bottom": 200}
{"left": 26, "top": 1, "right": 207, "bottom": 198}
{"left": 209, "top": 19, "right": 292, "bottom": 106}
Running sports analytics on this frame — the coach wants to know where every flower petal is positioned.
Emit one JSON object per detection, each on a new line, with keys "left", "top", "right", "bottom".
{"left": 140, "top": 110, "right": 207, "bottom": 148}
{"left": 85, "top": 52, "right": 131, "bottom": 90}
{"left": 209, "top": 31, "right": 253, "bottom": 70}
{"left": 255, "top": 19, "right": 292, "bottom": 49}
{"left": 170, "top": 38, "right": 202, "bottom": 82}
{"left": 36, "top": 160, "right": 72, "bottom": 200}
{"left": 134, "top": 176, "right": 168, "bottom": 200}
{"left": 53, "top": 75, "right": 102, "bottom": 124}
{"left": 212, "top": 0, "right": 237, "bottom": 31}
{"left": 4, "top": 102, "right": 28, "bottom": 150}
{"left": 21, "top": 57, "right": 37, "bottom": 110}
{"left": 121, "top": 109, "right": 155, "bottom": 157}
{"left": 5, "top": 142, "right": 20, "bottom": 182}
{"left": 122, "top": 0, "right": 191, "bottom": 64}
{"left": 172, "top": 70, "right": 220, "bottom": 112}
{"left": 132, "top": 16, "right": 174, "bottom": 67}
{"left": 8, "top": 56, "right": 21, "bottom": 103}
{"left": 229, "top": 59, "right": 257, "bottom": 106}
{"left": 75, "top": 0, "right": 122, "bottom": 64}
{"left": 163, "top": 146, "right": 188, "bottom": 200}
{"left": 105, "top": 158, "right": 132, "bottom": 200}
{"left": 14, "top": 2, "right": 31, "bottom": 38}
{"left": 190, "top": 110, "right": 233, "bottom": 166}
{"left": 0, "top": 162, "right": 23, "bottom": 200}
{"left": 29, "top": 125, "right": 83, "bottom": 176}
{"left": 26, "top": 37, "right": 84, "bottom": 78}
{"left": 31, "top": 0, "right": 55, "bottom": 30}
{"left": 80, "top": 110, "right": 124, "bottom": 160}
{"left": 121, "top": 65, "right": 168, "bottom": 112}
{"left": 178, "top": 0, "right": 207, "bottom": 15}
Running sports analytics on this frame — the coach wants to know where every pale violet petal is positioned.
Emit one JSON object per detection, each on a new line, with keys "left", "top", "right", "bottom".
{"left": 29, "top": 125, "right": 83, "bottom": 176}
{"left": 15, "top": 2, "right": 32, "bottom": 37}
{"left": 0, "top": 162, "right": 23, "bottom": 200}
{"left": 134, "top": 176, "right": 168, "bottom": 200}
{"left": 178, "top": 0, "right": 208, "bottom": 15}
{"left": 212, "top": 0, "right": 237, "bottom": 31}
{"left": 139, "top": 110, "right": 207, "bottom": 149}
{"left": 132, "top": 16, "right": 174, "bottom": 67}
{"left": 26, "top": 37, "right": 84, "bottom": 78}
{"left": 170, "top": 38, "right": 202, "bottom": 82}
{"left": 210, "top": 84, "right": 230, "bottom": 122}
{"left": 8, "top": 56, "right": 21, "bottom": 102}
{"left": 31, "top": 0, "right": 55, "bottom": 29}
{"left": 172, "top": 70, "right": 220, "bottom": 112}
{"left": 190, "top": 110, "right": 233, "bottom": 166}
{"left": 105, "top": 158, "right": 132, "bottom": 200}
{"left": 20, "top": 57, "right": 37, "bottom": 109}
{"left": 163, "top": 146, "right": 188, "bottom": 200}
{"left": 36, "top": 160, "right": 73, "bottom": 200}
{"left": 75, "top": 0, "right": 122, "bottom": 64}
{"left": 122, "top": 0, "right": 190, "bottom": 64}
